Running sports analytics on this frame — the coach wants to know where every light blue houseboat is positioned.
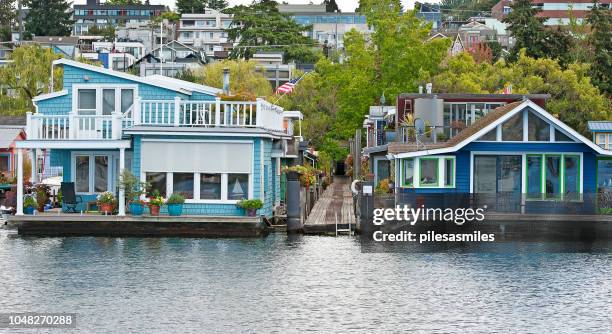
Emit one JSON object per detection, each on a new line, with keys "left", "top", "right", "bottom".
{"left": 387, "top": 99, "right": 612, "bottom": 213}
{"left": 14, "top": 59, "right": 302, "bottom": 217}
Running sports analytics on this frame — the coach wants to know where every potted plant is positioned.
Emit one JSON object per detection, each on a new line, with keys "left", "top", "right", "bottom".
{"left": 148, "top": 192, "right": 164, "bottom": 216}
{"left": 97, "top": 191, "right": 115, "bottom": 214}
{"left": 166, "top": 193, "right": 185, "bottom": 216}
{"left": 34, "top": 184, "right": 50, "bottom": 212}
{"left": 236, "top": 199, "right": 264, "bottom": 216}
{"left": 119, "top": 169, "right": 149, "bottom": 216}
{"left": 23, "top": 195, "right": 37, "bottom": 215}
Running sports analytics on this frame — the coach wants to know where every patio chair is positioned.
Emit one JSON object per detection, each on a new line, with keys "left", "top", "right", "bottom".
{"left": 60, "top": 182, "right": 82, "bottom": 213}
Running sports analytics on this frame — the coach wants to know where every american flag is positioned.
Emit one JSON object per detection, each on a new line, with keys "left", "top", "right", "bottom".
{"left": 276, "top": 78, "right": 299, "bottom": 94}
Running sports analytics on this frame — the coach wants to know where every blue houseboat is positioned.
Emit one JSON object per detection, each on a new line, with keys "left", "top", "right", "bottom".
{"left": 387, "top": 99, "right": 612, "bottom": 213}
{"left": 14, "top": 59, "right": 301, "bottom": 217}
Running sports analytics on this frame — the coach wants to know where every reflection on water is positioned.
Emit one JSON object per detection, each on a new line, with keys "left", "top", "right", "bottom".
{"left": 0, "top": 231, "right": 611, "bottom": 333}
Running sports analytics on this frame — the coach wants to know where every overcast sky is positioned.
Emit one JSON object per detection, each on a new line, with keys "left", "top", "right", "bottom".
{"left": 73, "top": 0, "right": 425, "bottom": 12}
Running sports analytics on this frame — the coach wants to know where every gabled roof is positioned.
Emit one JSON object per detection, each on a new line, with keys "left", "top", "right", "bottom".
{"left": 31, "top": 89, "right": 68, "bottom": 102}
{"left": 588, "top": 121, "right": 612, "bottom": 132}
{"left": 390, "top": 100, "right": 612, "bottom": 158}
{"left": 52, "top": 58, "right": 220, "bottom": 96}
{"left": 151, "top": 40, "right": 198, "bottom": 54}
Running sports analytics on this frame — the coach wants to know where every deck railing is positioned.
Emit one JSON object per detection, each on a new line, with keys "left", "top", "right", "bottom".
{"left": 26, "top": 98, "right": 286, "bottom": 141}
{"left": 26, "top": 113, "right": 122, "bottom": 140}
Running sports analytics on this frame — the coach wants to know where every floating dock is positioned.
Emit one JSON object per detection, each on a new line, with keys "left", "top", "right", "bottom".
{"left": 8, "top": 214, "right": 267, "bottom": 238}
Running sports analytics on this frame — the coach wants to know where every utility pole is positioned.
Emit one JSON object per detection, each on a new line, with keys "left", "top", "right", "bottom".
{"left": 159, "top": 21, "right": 163, "bottom": 76}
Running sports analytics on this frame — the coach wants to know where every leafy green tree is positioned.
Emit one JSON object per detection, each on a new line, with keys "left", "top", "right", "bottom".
{"left": 24, "top": 0, "right": 74, "bottom": 37}
{"left": 324, "top": 0, "right": 340, "bottom": 13}
{"left": 280, "top": 0, "right": 450, "bottom": 156}
{"left": 225, "top": 0, "right": 319, "bottom": 63}
{"left": 152, "top": 11, "right": 181, "bottom": 24}
{"left": 0, "top": 45, "right": 63, "bottom": 113}
{"left": 88, "top": 24, "right": 116, "bottom": 41}
{"left": 587, "top": 0, "right": 611, "bottom": 96}
{"left": 0, "top": 0, "right": 16, "bottom": 29}
{"left": 194, "top": 60, "right": 273, "bottom": 97}
{"left": 432, "top": 51, "right": 611, "bottom": 135}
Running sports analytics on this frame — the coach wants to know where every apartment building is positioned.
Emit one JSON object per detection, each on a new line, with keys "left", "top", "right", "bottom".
{"left": 73, "top": 0, "right": 166, "bottom": 36}
{"left": 492, "top": 0, "right": 611, "bottom": 25}
{"left": 177, "top": 9, "right": 233, "bottom": 60}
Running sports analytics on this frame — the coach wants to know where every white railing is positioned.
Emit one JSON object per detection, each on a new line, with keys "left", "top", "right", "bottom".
{"left": 26, "top": 97, "right": 287, "bottom": 141}
{"left": 26, "top": 112, "right": 122, "bottom": 140}
{"left": 133, "top": 97, "right": 285, "bottom": 132}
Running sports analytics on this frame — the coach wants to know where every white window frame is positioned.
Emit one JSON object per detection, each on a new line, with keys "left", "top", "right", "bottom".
{"left": 71, "top": 151, "right": 116, "bottom": 195}
{"left": 72, "top": 84, "right": 139, "bottom": 116}
{"left": 477, "top": 109, "right": 576, "bottom": 143}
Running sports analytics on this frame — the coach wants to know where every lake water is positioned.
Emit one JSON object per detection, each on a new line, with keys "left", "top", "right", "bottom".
{"left": 1, "top": 230, "right": 611, "bottom": 333}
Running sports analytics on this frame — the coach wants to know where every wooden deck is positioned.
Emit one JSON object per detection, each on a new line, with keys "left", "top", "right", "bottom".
{"left": 8, "top": 213, "right": 267, "bottom": 238}
{"left": 303, "top": 176, "right": 355, "bottom": 235}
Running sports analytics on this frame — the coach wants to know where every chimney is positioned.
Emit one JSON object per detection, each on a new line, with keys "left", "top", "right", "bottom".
{"left": 223, "top": 68, "right": 230, "bottom": 95}
{"left": 426, "top": 83, "right": 433, "bottom": 94}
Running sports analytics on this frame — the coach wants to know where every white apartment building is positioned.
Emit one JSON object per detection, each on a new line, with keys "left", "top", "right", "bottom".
{"left": 178, "top": 9, "right": 234, "bottom": 59}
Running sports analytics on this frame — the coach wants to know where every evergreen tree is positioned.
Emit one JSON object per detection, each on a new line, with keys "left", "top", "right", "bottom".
{"left": 503, "top": 0, "right": 547, "bottom": 61}
{"left": 176, "top": 0, "right": 206, "bottom": 14}
{"left": 324, "top": 0, "right": 340, "bottom": 13}
{"left": 24, "top": 0, "right": 73, "bottom": 37}
{"left": 0, "top": 0, "right": 15, "bottom": 41}
{"left": 225, "top": 0, "right": 318, "bottom": 63}
{"left": 503, "top": 0, "right": 574, "bottom": 65}
{"left": 206, "top": 0, "right": 228, "bottom": 11}
{"left": 587, "top": 0, "right": 611, "bottom": 96}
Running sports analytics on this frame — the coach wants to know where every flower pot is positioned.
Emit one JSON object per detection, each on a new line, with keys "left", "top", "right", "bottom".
{"left": 129, "top": 202, "right": 144, "bottom": 216}
{"left": 149, "top": 204, "right": 160, "bottom": 216}
{"left": 246, "top": 209, "right": 257, "bottom": 217}
{"left": 24, "top": 206, "right": 35, "bottom": 215}
{"left": 37, "top": 204, "right": 46, "bottom": 212}
{"left": 167, "top": 204, "right": 183, "bottom": 216}
{"left": 100, "top": 203, "right": 113, "bottom": 214}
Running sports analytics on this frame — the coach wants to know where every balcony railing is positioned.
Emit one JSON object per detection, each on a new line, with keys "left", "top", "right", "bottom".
{"left": 366, "top": 125, "right": 453, "bottom": 148}
{"left": 26, "top": 98, "right": 287, "bottom": 141}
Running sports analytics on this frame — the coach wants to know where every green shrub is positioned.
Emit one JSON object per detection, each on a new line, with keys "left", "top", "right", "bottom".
{"left": 236, "top": 199, "right": 263, "bottom": 210}
{"left": 166, "top": 193, "right": 185, "bottom": 205}
{"left": 24, "top": 195, "right": 37, "bottom": 208}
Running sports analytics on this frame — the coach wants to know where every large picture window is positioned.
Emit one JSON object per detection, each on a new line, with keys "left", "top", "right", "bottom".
{"left": 527, "top": 154, "right": 581, "bottom": 200}
{"left": 146, "top": 172, "right": 167, "bottom": 197}
{"left": 74, "top": 85, "right": 136, "bottom": 116}
{"left": 200, "top": 173, "right": 221, "bottom": 200}
{"left": 228, "top": 174, "right": 249, "bottom": 200}
{"left": 173, "top": 173, "right": 194, "bottom": 199}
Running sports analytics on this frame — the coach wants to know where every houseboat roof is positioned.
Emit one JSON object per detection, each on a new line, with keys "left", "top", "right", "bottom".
{"left": 52, "top": 58, "right": 222, "bottom": 97}
{"left": 0, "top": 116, "right": 26, "bottom": 127}
{"left": 0, "top": 127, "right": 24, "bottom": 147}
{"left": 389, "top": 100, "right": 612, "bottom": 158}
{"left": 587, "top": 121, "right": 612, "bottom": 132}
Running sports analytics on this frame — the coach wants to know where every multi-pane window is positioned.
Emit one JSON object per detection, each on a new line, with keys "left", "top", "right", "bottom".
{"left": 527, "top": 154, "right": 581, "bottom": 199}
{"left": 400, "top": 157, "right": 455, "bottom": 188}
{"left": 144, "top": 172, "right": 250, "bottom": 202}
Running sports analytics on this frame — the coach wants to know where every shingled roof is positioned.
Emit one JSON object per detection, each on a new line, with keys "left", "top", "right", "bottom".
{"left": 388, "top": 101, "right": 523, "bottom": 154}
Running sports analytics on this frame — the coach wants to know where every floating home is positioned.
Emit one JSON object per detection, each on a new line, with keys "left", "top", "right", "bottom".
{"left": 371, "top": 99, "right": 612, "bottom": 213}
{"left": 14, "top": 59, "right": 302, "bottom": 217}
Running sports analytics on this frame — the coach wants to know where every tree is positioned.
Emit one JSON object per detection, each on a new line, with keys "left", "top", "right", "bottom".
{"left": 194, "top": 60, "right": 273, "bottom": 97}
{"left": 469, "top": 42, "right": 493, "bottom": 64}
{"left": 279, "top": 0, "right": 450, "bottom": 156}
{"left": 24, "top": 0, "right": 73, "bottom": 37}
{"left": 207, "top": 0, "right": 228, "bottom": 10}
{"left": 225, "top": 0, "right": 320, "bottom": 63}
{"left": 152, "top": 11, "right": 181, "bottom": 24}
{"left": 0, "top": 0, "right": 16, "bottom": 30}
{"left": 503, "top": 0, "right": 574, "bottom": 65}
{"left": 587, "top": 0, "right": 611, "bottom": 96}
{"left": 88, "top": 24, "right": 115, "bottom": 41}
{"left": 176, "top": 0, "right": 205, "bottom": 14}
{"left": 324, "top": 0, "right": 340, "bottom": 13}
{"left": 0, "top": 45, "right": 63, "bottom": 114}
{"left": 432, "top": 51, "right": 611, "bottom": 135}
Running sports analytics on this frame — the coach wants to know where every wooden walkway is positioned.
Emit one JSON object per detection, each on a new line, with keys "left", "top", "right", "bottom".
{"left": 303, "top": 176, "right": 355, "bottom": 235}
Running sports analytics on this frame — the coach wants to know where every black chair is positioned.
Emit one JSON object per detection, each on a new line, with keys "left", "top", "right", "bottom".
{"left": 61, "top": 182, "right": 82, "bottom": 213}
